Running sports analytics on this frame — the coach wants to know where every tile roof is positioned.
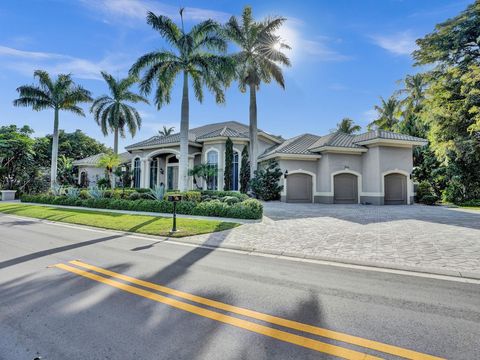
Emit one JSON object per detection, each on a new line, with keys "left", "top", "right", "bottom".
{"left": 73, "top": 152, "right": 132, "bottom": 166}
{"left": 308, "top": 132, "right": 364, "bottom": 150}
{"left": 125, "top": 121, "right": 281, "bottom": 150}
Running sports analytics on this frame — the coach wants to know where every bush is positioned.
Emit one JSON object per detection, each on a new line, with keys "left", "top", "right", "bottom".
{"left": 416, "top": 181, "right": 433, "bottom": 200}
{"left": 249, "top": 160, "right": 283, "bottom": 201}
{"left": 421, "top": 194, "right": 439, "bottom": 205}
{"left": 460, "top": 199, "right": 480, "bottom": 207}
{"left": 442, "top": 178, "right": 466, "bottom": 204}
{"left": 65, "top": 187, "right": 80, "bottom": 200}
{"left": 20, "top": 194, "right": 263, "bottom": 220}
{"left": 200, "top": 190, "right": 248, "bottom": 201}
{"left": 221, "top": 196, "right": 240, "bottom": 205}
{"left": 128, "top": 192, "right": 142, "bottom": 201}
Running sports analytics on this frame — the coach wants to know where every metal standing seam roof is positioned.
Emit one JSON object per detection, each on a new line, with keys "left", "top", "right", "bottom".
{"left": 259, "top": 134, "right": 322, "bottom": 159}
{"left": 353, "top": 130, "right": 428, "bottom": 143}
{"left": 73, "top": 152, "right": 133, "bottom": 166}
{"left": 125, "top": 121, "right": 282, "bottom": 150}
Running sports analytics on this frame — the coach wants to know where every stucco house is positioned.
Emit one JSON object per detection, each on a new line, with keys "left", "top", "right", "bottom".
{"left": 74, "top": 121, "right": 427, "bottom": 205}
{"left": 73, "top": 152, "right": 133, "bottom": 186}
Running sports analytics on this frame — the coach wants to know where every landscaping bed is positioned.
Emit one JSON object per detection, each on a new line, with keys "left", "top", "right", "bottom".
{"left": 20, "top": 189, "right": 263, "bottom": 220}
{"left": 0, "top": 203, "right": 239, "bottom": 237}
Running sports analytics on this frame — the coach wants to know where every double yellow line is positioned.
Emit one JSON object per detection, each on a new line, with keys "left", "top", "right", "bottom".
{"left": 54, "top": 260, "right": 445, "bottom": 360}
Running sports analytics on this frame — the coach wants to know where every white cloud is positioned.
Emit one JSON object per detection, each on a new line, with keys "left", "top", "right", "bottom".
{"left": 0, "top": 45, "right": 132, "bottom": 80}
{"left": 275, "top": 18, "right": 349, "bottom": 63}
{"left": 363, "top": 109, "right": 377, "bottom": 124}
{"left": 370, "top": 31, "right": 417, "bottom": 56}
{"left": 79, "top": 0, "right": 230, "bottom": 25}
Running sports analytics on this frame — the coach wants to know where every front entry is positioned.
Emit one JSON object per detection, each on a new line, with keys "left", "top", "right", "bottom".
{"left": 286, "top": 173, "right": 312, "bottom": 203}
{"left": 334, "top": 173, "right": 358, "bottom": 204}
{"left": 167, "top": 166, "right": 178, "bottom": 190}
{"left": 384, "top": 173, "right": 407, "bottom": 205}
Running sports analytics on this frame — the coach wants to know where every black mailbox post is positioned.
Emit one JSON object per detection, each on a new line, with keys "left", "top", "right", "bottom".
{"left": 167, "top": 194, "right": 183, "bottom": 232}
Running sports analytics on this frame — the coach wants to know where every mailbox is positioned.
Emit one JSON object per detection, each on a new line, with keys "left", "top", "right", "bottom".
{"left": 167, "top": 194, "right": 183, "bottom": 202}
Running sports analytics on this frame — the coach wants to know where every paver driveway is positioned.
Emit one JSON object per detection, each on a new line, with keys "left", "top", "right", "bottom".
{"left": 188, "top": 203, "right": 480, "bottom": 277}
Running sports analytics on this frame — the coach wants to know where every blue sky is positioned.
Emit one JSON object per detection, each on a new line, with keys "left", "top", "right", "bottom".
{"left": 0, "top": 0, "right": 472, "bottom": 152}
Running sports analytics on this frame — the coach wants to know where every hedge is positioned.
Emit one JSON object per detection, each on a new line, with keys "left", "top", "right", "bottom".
{"left": 20, "top": 194, "right": 263, "bottom": 220}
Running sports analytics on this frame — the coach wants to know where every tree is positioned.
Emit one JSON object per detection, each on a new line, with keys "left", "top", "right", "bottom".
{"left": 368, "top": 96, "right": 401, "bottom": 131}
{"left": 240, "top": 145, "right": 250, "bottom": 193}
{"left": 57, "top": 155, "right": 75, "bottom": 185}
{"left": 249, "top": 160, "right": 283, "bottom": 200}
{"left": 13, "top": 70, "right": 92, "bottom": 187}
{"left": 0, "top": 125, "right": 35, "bottom": 191}
{"left": 224, "top": 6, "right": 291, "bottom": 179}
{"left": 130, "top": 10, "right": 233, "bottom": 191}
{"left": 97, "top": 153, "right": 122, "bottom": 188}
{"left": 91, "top": 72, "right": 148, "bottom": 154}
{"left": 336, "top": 118, "right": 361, "bottom": 134}
{"left": 33, "top": 129, "right": 109, "bottom": 167}
{"left": 188, "top": 163, "right": 217, "bottom": 190}
{"left": 158, "top": 126, "right": 175, "bottom": 136}
{"left": 224, "top": 137, "right": 233, "bottom": 190}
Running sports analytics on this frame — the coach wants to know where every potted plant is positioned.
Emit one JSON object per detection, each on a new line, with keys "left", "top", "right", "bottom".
{"left": 0, "top": 158, "right": 17, "bottom": 201}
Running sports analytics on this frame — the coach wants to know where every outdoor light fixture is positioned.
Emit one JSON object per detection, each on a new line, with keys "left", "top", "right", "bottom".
{"left": 284, "top": 170, "right": 288, "bottom": 178}
{"left": 160, "top": 168, "right": 164, "bottom": 175}
{"left": 344, "top": 165, "right": 350, "bottom": 170}
{"left": 121, "top": 166, "right": 126, "bottom": 172}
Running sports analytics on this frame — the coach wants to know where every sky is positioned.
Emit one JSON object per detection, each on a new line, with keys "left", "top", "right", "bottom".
{"left": 0, "top": 0, "right": 473, "bottom": 153}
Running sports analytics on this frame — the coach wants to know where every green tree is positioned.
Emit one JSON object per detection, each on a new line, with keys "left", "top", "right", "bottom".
{"left": 0, "top": 125, "right": 35, "bottom": 191}
{"left": 224, "top": 6, "right": 291, "bottom": 179}
{"left": 189, "top": 163, "right": 218, "bottom": 190}
{"left": 158, "top": 126, "right": 175, "bottom": 136}
{"left": 240, "top": 145, "right": 250, "bottom": 193}
{"left": 336, "top": 118, "right": 361, "bottom": 134}
{"left": 33, "top": 129, "right": 109, "bottom": 167}
{"left": 224, "top": 137, "right": 233, "bottom": 190}
{"left": 249, "top": 160, "right": 283, "bottom": 201}
{"left": 13, "top": 70, "right": 92, "bottom": 187}
{"left": 97, "top": 153, "right": 122, "bottom": 188}
{"left": 91, "top": 72, "right": 148, "bottom": 154}
{"left": 368, "top": 96, "right": 401, "bottom": 131}
{"left": 57, "top": 155, "right": 75, "bottom": 185}
{"left": 130, "top": 10, "right": 233, "bottom": 192}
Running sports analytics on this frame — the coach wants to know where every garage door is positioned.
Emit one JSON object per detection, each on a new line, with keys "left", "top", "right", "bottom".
{"left": 286, "top": 173, "right": 312, "bottom": 203}
{"left": 384, "top": 173, "right": 407, "bottom": 205}
{"left": 334, "top": 173, "right": 358, "bottom": 204}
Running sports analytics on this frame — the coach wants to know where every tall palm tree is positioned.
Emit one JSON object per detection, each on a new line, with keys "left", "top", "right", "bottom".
{"left": 159, "top": 125, "right": 175, "bottom": 136}
{"left": 398, "top": 73, "right": 427, "bottom": 112}
{"left": 13, "top": 70, "right": 92, "bottom": 187}
{"left": 90, "top": 71, "right": 149, "bottom": 154}
{"left": 130, "top": 10, "right": 232, "bottom": 191}
{"left": 336, "top": 118, "right": 361, "bottom": 134}
{"left": 368, "top": 96, "right": 401, "bottom": 131}
{"left": 224, "top": 6, "right": 291, "bottom": 178}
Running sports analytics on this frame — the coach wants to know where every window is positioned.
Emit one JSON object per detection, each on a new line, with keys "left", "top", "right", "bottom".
{"left": 206, "top": 150, "right": 218, "bottom": 190}
{"left": 150, "top": 159, "right": 158, "bottom": 188}
{"left": 133, "top": 158, "right": 141, "bottom": 188}
{"left": 231, "top": 151, "right": 239, "bottom": 191}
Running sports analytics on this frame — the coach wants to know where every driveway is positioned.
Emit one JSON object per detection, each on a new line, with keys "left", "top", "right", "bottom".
{"left": 187, "top": 203, "right": 480, "bottom": 277}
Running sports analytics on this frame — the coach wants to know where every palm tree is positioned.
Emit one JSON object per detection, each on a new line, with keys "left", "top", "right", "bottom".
{"left": 13, "top": 70, "right": 92, "bottom": 187}
{"left": 368, "top": 96, "right": 401, "bottom": 131}
{"left": 159, "top": 125, "right": 175, "bottom": 136}
{"left": 397, "top": 73, "right": 427, "bottom": 112}
{"left": 224, "top": 6, "right": 291, "bottom": 179}
{"left": 90, "top": 72, "right": 149, "bottom": 155}
{"left": 97, "top": 153, "right": 122, "bottom": 188}
{"left": 130, "top": 10, "right": 232, "bottom": 191}
{"left": 336, "top": 118, "right": 361, "bottom": 134}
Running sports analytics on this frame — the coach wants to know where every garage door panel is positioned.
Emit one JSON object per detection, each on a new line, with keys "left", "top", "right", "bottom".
{"left": 334, "top": 173, "right": 358, "bottom": 204}
{"left": 384, "top": 174, "right": 407, "bottom": 205}
{"left": 287, "top": 173, "right": 312, "bottom": 203}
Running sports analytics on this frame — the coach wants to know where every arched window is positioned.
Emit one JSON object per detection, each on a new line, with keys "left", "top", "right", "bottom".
{"left": 133, "top": 158, "right": 141, "bottom": 188}
{"left": 206, "top": 150, "right": 218, "bottom": 190}
{"left": 150, "top": 159, "right": 158, "bottom": 189}
{"left": 231, "top": 151, "right": 239, "bottom": 191}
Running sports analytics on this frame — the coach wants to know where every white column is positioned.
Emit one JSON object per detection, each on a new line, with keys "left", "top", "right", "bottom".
{"left": 144, "top": 159, "right": 151, "bottom": 188}
{"left": 188, "top": 157, "right": 194, "bottom": 190}
{"left": 156, "top": 158, "right": 161, "bottom": 187}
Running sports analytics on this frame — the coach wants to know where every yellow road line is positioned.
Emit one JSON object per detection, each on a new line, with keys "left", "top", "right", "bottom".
{"left": 69, "top": 260, "right": 444, "bottom": 360}
{"left": 55, "top": 263, "right": 380, "bottom": 360}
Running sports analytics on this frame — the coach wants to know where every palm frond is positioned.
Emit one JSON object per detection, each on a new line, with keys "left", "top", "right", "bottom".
{"left": 146, "top": 12, "right": 181, "bottom": 47}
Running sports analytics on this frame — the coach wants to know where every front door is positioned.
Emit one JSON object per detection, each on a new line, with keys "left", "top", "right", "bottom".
{"left": 167, "top": 166, "right": 178, "bottom": 190}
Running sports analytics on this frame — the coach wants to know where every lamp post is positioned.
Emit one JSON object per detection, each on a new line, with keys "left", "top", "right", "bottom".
{"left": 167, "top": 194, "right": 183, "bottom": 232}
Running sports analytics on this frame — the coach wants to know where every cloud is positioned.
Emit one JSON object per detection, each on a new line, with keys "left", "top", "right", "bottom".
{"left": 362, "top": 109, "right": 377, "bottom": 124}
{"left": 370, "top": 31, "right": 417, "bottom": 56}
{"left": 276, "top": 18, "right": 349, "bottom": 63}
{"left": 0, "top": 45, "right": 132, "bottom": 80}
{"left": 79, "top": 0, "right": 230, "bottom": 25}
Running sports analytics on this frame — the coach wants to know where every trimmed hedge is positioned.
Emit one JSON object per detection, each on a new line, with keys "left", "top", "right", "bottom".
{"left": 21, "top": 194, "right": 263, "bottom": 220}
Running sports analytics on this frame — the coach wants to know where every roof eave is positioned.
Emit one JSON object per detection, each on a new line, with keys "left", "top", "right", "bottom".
{"left": 355, "top": 139, "right": 427, "bottom": 147}
{"left": 258, "top": 153, "right": 322, "bottom": 161}
{"left": 126, "top": 141, "right": 202, "bottom": 151}
{"left": 309, "top": 146, "right": 367, "bottom": 154}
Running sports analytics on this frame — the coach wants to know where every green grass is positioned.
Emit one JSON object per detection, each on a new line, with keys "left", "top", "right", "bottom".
{"left": 0, "top": 203, "right": 239, "bottom": 237}
{"left": 460, "top": 206, "right": 480, "bottom": 211}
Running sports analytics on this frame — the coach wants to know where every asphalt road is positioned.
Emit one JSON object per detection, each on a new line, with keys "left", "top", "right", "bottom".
{"left": 0, "top": 213, "right": 479, "bottom": 360}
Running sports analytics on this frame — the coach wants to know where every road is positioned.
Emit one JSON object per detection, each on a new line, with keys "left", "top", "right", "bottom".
{"left": 0, "top": 213, "right": 479, "bottom": 360}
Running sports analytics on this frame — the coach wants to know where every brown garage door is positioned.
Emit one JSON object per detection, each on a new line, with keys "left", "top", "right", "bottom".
{"left": 286, "top": 173, "right": 312, "bottom": 203}
{"left": 334, "top": 173, "right": 358, "bottom": 204}
{"left": 384, "top": 173, "right": 407, "bottom": 205}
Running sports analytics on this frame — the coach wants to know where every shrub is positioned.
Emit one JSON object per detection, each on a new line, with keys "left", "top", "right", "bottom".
{"left": 128, "top": 192, "right": 142, "bottom": 201}
{"left": 148, "top": 184, "right": 165, "bottom": 201}
{"left": 65, "top": 187, "right": 80, "bottom": 200}
{"left": 442, "top": 178, "right": 466, "bottom": 204}
{"left": 421, "top": 194, "right": 439, "bottom": 205}
{"left": 20, "top": 194, "right": 263, "bottom": 220}
{"left": 50, "top": 183, "right": 64, "bottom": 196}
{"left": 221, "top": 196, "right": 240, "bottom": 205}
{"left": 460, "top": 199, "right": 480, "bottom": 207}
{"left": 249, "top": 160, "right": 283, "bottom": 201}
{"left": 200, "top": 190, "right": 248, "bottom": 201}
{"left": 96, "top": 177, "right": 111, "bottom": 189}
{"left": 79, "top": 189, "right": 89, "bottom": 199}
{"left": 88, "top": 186, "right": 105, "bottom": 199}
{"left": 416, "top": 181, "right": 433, "bottom": 200}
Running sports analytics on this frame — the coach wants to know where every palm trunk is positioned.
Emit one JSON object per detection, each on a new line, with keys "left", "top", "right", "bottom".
{"left": 112, "top": 127, "right": 119, "bottom": 189}
{"left": 249, "top": 84, "right": 258, "bottom": 180}
{"left": 178, "top": 71, "right": 189, "bottom": 191}
{"left": 50, "top": 108, "right": 59, "bottom": 187}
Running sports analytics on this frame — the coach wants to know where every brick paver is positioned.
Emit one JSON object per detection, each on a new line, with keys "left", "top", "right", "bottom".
{"left": 186, "top": 203, "right": 480, "bottom": 276}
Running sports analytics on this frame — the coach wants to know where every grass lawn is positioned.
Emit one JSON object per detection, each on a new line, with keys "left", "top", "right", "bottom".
{"left": 460, "top": 206, "right": 480, "bottom": 211}
{"left": 0, "top": 203, "right": 240, "bottom": 237}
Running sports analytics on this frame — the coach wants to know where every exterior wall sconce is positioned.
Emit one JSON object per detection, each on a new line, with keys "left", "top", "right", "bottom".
{"left": 284, "top": 170, "right": 289, "bottom": 178}
{"left": 344, "top": 165, "right": 350, "bottom": 170}
{"left": 121, "top": 166, "right": 126, "bottom": 172}
{"left": 160, "top": 168, "right": 164, "bottom": 175}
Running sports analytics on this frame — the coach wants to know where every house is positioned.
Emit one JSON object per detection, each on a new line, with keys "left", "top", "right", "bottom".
{"left": 73, "top": 152, "right": 133, "bottom": 186}
{"left": 73, "top": 121, "right": 427, "bottom": 204}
